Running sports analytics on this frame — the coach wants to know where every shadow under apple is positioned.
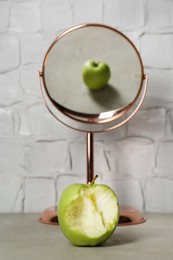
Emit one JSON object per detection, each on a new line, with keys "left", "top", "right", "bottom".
{"left": 101, "top": 232, "right": 139, "bottom": 247}
{"left": 88, "top": 84, "right": 124, "bottom": 111}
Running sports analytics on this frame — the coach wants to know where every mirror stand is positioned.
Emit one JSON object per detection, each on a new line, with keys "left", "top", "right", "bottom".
{"left": 38, "top": 23, "right": 148, "bottom": 227}
{"left": 86, "top": 132, "right": 94, "bottom": 184}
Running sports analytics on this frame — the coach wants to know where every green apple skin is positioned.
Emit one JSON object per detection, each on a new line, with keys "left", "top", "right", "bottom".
{"left": 82, "top": 60, "right": 111, "bottom": 91}
{"left": 58, "top": 183, "right": 119, "bottom": 247}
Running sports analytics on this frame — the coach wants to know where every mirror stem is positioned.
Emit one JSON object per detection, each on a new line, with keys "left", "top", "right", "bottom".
{"left": 86, "top": 132, "right": 94, "bottom": 184}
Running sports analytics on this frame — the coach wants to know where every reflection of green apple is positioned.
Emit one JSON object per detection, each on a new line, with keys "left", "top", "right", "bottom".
{"left": 82, "top": 60, "right": 111, "bottom": 90}
{"left": 58, "top": 176, "right": 119, "bottom": 246}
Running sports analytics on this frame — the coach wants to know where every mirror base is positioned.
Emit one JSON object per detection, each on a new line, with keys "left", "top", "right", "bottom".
{"left": 38, "top": 205, "right": 145, "bottom": 227}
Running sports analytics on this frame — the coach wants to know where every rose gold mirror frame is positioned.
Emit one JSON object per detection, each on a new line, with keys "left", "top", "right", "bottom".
{"left": 40, "top": 23, "right": 145, "bottom": 125}
{"left": 38, "top": 23, "right": 148, "bottom": 226}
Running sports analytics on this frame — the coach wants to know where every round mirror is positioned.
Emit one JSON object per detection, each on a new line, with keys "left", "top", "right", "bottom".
{"left": 41, "top": 24, "right": 144, "bottom": 131}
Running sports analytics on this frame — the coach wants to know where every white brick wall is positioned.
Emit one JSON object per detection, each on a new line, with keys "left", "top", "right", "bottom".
{"left": 10, "top": 2, "right": 41, "bottom": 32}
{"left": 140, "top": 34, "right": 173, "bottom": 69}
{"left": 0, "top": 0, "right": 173, "bottom": 213}
{"left": 0, "top": 34, "right": 20, "bottom": 73}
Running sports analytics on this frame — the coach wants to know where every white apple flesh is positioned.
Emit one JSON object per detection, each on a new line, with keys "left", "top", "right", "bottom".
{"left": 58, "top": 180, "right": 119, "bottom": 246}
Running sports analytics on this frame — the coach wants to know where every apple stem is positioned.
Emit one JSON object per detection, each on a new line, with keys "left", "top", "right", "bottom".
{"left": 91, "top": 175, "right": 98, "bottom": 185}
{"left": 93, "top": 62, "right": 98, "bottom": 67}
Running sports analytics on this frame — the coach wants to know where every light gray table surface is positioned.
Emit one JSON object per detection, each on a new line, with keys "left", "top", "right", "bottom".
{"left": 0, "top": 213, "right": 173, "bottom": 260}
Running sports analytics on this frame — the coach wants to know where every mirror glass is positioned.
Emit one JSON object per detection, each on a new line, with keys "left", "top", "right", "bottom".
{"left": 42, "top": 24, "right": 143, "bottom": 120}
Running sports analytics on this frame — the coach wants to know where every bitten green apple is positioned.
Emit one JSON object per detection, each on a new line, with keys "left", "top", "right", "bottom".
{"left": 58, "top": 176, "right": 119, "bottom": 246}
{"left": 82, "top": 60, "right": 111, "bottom": 90}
